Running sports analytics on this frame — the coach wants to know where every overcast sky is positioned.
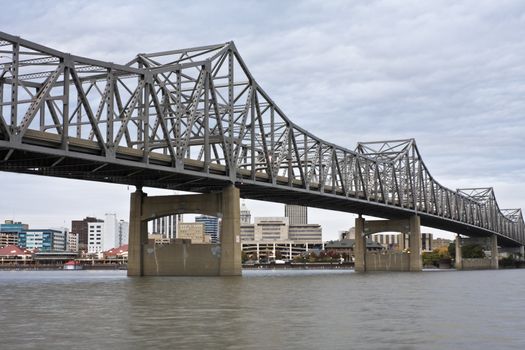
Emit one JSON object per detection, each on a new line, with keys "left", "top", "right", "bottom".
{"left": 1, "top": 0, "right": 524, "bottom": 240}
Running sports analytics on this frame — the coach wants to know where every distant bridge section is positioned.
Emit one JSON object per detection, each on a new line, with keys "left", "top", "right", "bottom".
{"left": 0, "top": 31, "right": 523, "bottom": 247}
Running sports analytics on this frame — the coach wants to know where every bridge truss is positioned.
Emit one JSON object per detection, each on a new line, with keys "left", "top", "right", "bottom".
{"left": 0, "top": 31, "right": 523, "bottom": 246}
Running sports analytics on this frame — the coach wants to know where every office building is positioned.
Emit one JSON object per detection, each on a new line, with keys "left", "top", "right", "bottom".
{"left": 0, "top": 220, "right": 28, "bottom": 247}
{"left": 240, "top": 224, "right": 255, "bottom": 241}
{"left": 254, "top": 217, "right": 289, "bottom": 241}
{"left": 87, "top": 221, "right": 104, "bottom": 253}
{"left": 285, "top": 204, "right": 308, "bottom": 225}
{"left": 371, "top": 233, "right": 400, "bottom": 250}
{"left": 241, "top": 202, "right": 251, "bottom": 224}
{"left": 0, "top": 232, "right": 19, "bottom": 247}
{"left": 177, "top": 222, "right": 207, "bottom": 243}
{"left": 289, "top": 223, "right": 322, "bottom": 242}
{"left": 195, "top": 215, "right": 220, "bottom": 243}
{"left": 116, "top": 220, "right": 129, "bottom": 247}
{"left": 148, "top": 234, "right": 171, "bottom": 245}
{"left": 241, "top": 211, "right": 323, "bottom": 260}
{"left": 67, "top": 232, "right": 79, "bottom": 252}
{"left": 370, "top": 232, "right": 434, "bottom": 252}
{"left": 0, "top": 220, "right": 28, "bottom": 232}
{"left": 87, "top": 214, "right": 129, "bottom": 254}
{"left": 71, "top": 217, "right": 103, "bottom": 251}
{"left": 19, "top": 229, "right": 66, "bottom": 252}
{"left": 151, "top": 214, "right": 181, "bottom": 239}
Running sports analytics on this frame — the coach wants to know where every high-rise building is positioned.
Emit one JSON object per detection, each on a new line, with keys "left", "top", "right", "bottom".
{"left": 71, "top": 217, "right": 103, "bottom": 251}
{"left": 195, "top": 215, "right": 220, "bottom": 243}
{"left": 117, "top": 220, "right": 129, "bottom": 247}
{"left": 285, "top": 205, "right": 308, "bottom": 225}
{"left": 241, "top": 202, "right": 251, "bottom": 224}
{"left": 151, "top": 215, "right": 181, "bottom": 239}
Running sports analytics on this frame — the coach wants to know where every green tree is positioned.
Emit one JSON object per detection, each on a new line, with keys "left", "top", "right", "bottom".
{"left": 448, "top": 242, "right": 456, "bottom": 257}
{"left": 462, "top": 244, "right": 485, "bottom": 258}
{"left": 449, "top": 242, "right": 485, "bottom": 259}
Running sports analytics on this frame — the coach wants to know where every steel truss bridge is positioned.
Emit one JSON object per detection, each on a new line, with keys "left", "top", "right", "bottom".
{"left": 0, "top": 31, "right": 523, "bottom": 247}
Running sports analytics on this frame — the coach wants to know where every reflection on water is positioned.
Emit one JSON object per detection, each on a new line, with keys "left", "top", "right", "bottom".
{"left": 0, "top": 269, "right": 524, "bottom": 350}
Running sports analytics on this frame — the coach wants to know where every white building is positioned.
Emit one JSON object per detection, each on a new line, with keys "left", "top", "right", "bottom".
{"left": 254, "top": 217, "right": 289, "bottom": 241}
{"left": 67, "top": 232, "right": 79, "bottom": 252}
{"left": 151, "top": 214, "right": 181, "bottom": 239}
{"left": 241, "top": 214, "right": 323, "bottom": 261}
{"left": 241, "top": 202, "right": 251, "bottom": 224}
{"left": 88, "top": 221, "right": 105, "bottom": 253}
{"left": 104, "top": 213, "right": 118, "bottom": 251}
{"left": 88, "top": 215, "right": 129, "bottom": 254}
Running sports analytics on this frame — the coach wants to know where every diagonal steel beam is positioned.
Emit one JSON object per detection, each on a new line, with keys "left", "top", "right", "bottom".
{"left": 17, "top": 64, "right": 63, "bottom": 136}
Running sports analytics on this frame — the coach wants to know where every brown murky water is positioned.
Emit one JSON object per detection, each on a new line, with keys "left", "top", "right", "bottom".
{"left": 0, "top": 269, "right": 524, "bottom": 349}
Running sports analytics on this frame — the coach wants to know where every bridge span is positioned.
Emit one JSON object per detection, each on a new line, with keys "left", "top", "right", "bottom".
{"left": 0, "top": 32, "right": 523, "bottom": 274}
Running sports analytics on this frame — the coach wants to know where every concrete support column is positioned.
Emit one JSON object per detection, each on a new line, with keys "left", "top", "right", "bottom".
{"left": 256, "top": 243, "right": 260, "bottom": 260}
{"left": 219, "top": 184, "right": 241, "bottom": 276}
{"left": 354, "top": 216, "right": 366, "bottom": 272}
{"left": 408, "top": 215, "right": 422, "bottom": 272}
{"left": 398, "top": 233, "right": 405, "bottom": 251}
{"left": 490, "top": 234, "right": 499, "bottom": 269}
{"left": 127, "top": 188, "right": 148, "bottom": 276}
{"left": 520, "top": 245, "right": 525, "bottom": 261}
{"left": 455, "top": 234, "right": 463, "bottom": 270}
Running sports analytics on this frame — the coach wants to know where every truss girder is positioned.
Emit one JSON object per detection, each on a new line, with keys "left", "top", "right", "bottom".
{"left": 0, "top": 31, "right": 523, "bottom": 245}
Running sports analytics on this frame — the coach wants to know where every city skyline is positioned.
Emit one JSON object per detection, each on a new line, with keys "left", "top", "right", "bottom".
{"left": 1, "top": 0, "right": 524, "bottom": 241}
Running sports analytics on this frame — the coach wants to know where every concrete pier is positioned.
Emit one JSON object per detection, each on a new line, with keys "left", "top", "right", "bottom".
{"left": 218, "top": 185, "right": 242, "bottom": 276}
{"left": 354, "top": 215, "right": 421, "bottom": 272}
{"left": 354, "top": 216, "right": 366, "bottom": 272}
{"left": 490, "top": 234, "right": 499, "bottom": 269}
{"left": 128, "top": 188, "right": 148, "bottom": 276}
{"left": 127, "top": 184, "right": 241, "bottom": 277}
{"left": 455, "top": 234, "right": 463, "bottom": 270}
{"left": 408, "top": 215, "right": 422, "bottom": 271}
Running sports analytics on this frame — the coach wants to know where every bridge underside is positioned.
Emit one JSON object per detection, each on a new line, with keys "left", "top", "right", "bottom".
{"left": 0, "top": 143, "right": 520, "bottom": 248}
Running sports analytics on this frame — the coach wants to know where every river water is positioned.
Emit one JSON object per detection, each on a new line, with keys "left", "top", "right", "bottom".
{"left": 0, "top": 269, "right": 524, "bottom": 349}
